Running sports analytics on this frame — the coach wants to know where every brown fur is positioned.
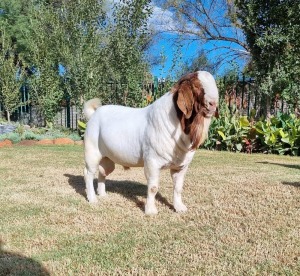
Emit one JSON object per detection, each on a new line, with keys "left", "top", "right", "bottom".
{"left": 172, "top": 72, "right": 210, "bottom": 150}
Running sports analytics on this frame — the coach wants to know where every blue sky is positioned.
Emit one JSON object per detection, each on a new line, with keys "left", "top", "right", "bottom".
{"left": 147, "top": 1, "right": 248, "bottom": 79}
{"left": 149, "top": 34, "right": 199, "bottom": 78}
{"left": 149, "top": 37, "right": 246, "bottom": 79}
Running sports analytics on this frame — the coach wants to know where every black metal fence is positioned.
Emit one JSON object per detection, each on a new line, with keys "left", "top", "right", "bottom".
{"left": 0, "top": 78, "right": 171, "bottom": 130}
{"left": 1, "top": 76, "right": 299, "bottom": 129}
{"left": 220, "top": 75, "right": 298, "bottom": 118}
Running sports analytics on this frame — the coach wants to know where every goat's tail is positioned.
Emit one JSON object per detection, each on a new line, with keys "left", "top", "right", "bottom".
{"left": 83, "top": 98, "right": 101, "bottom": 120}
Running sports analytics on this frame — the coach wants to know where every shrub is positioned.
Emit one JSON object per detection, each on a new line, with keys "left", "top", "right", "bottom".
{"left": 254, "top": 113, "right": 300, "bottom": 155}
{"left": 205, "top": 106, "right": 300, "bottom": 156}
{"left": 68, "top": 133, "right": 82, "bottom": 141}
{"left": 0, "top": 124, "right": 84, "bottom": 143}
{"left": 1, "top": 132, "right": 22, "bottom": 144}
{"left": 23, "top": 131, "right": 39, "bottom": 140}
{"left": 204, "top": 102, "right": 255, "bottom": 152}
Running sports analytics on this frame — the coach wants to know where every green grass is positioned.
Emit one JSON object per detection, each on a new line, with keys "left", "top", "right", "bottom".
{"left": 0, "top": 146, "right": 299, "bottom": 275}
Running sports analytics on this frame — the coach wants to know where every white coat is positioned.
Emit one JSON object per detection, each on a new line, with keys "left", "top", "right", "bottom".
{"left": 84, "top": 71, "right": 219, "bottom": 215}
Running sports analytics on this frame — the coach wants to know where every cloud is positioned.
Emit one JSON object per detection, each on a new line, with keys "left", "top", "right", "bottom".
{"left": 103, "top": 1, "right": 178, "bottom": 33}
{"left": 148, "top": 3, "right": 200, "bottom": 36}
{"left": 148, "top": 5, "right": 178, "bottom": 33}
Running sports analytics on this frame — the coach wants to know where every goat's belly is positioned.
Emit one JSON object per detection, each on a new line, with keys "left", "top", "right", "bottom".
{"left": 99, "top": 139, "right": 144, "bottom": 167}
{"left": 107, "top": 153, "right": 144, "bottom": 168}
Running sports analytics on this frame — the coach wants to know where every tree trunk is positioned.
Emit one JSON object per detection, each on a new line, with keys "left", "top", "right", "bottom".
{"left": 6, "top": 110, "right": 10, "bottom": 123}
{"left": 266, "top": 95, "right": 271, "bottom": 119}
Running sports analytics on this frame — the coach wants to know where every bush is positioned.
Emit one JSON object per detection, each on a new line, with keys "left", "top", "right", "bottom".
{"left": 0, "top": 125, "right": 83, "bottom": 144}
{"left": 254, "top": 113, "right": 300, "bottom": 155}
{"left": 68, "top": 133, "right": 82, "bottom": 141}
{"left": 23, "top": 131, "right": 40, "bottom": 140}
{"left": 0, "top": 132, "right": 21, "bottom": 144}
{"left": 204, "top": 104, "right": 300, "bottom": 156}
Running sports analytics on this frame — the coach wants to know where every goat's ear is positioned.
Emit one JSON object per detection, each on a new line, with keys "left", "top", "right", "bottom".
{"left": 176, "top": 81, "right": 194, "bottom": 119}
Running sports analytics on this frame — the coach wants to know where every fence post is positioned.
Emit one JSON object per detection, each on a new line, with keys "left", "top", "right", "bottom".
{"left": 247, "top": 78, "right": 251, "bottom": 116}
{"left": 254, "top": 83, "right": 257, "bottom": 111}
{"left": 66, "top": 94, "right": 71, "bottom": 128}
{"left": 153, "top": 76, "right": 158, "bottom": 99}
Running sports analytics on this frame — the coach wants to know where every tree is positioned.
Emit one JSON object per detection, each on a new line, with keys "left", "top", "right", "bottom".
{"left": 155, "top": 0, "right": 249, "bottom": 70}
{"left": 30, "top": 0, "right": 107, "bottom": 107}
{"left": 174, "top": 50, "right": 216, "bottom": 78}
{"left": 234, "top": 0, "right": 300, "bottom": 110}
{"left": 0, "top": 28, "right": 23, "bottom": 122}
{"left": 104, "top": 0, "right": 152, "bottom": 105}
{"left": 0, "top": 0, "right": 34, "bottom": 64}
{"left": 29, "top": 0, "right": 153, "bottom": 108}
{"left": 1, "top": 0, "right": 154, "bottom": 125}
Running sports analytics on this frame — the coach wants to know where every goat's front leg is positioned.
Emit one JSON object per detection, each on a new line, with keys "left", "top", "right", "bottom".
{"left": 144, "top": 162, "right": 160, "bottom": 215}
{"left": 170, "top": 167, "right": 188, "bottom": 213}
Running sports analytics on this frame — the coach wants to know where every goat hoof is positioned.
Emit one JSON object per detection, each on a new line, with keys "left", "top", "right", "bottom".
{"left": 87, "top": 196, "right": 98, "bottom": 204}
{"left": 174, "top": 203, "right": 187, "bottom": 213}
{"left": 145, "top": 204, "right": 158, "bottom": 216}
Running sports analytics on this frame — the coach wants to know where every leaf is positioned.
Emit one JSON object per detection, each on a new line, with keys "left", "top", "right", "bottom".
{"left": 217, "top": 130, "right": 226, "bottom": 140}
{"left": 236, "top": 143, "right": 242, "bottom": 151}
{"left": 270, "top": 133, "right": 277, "bottom": 144}
{"left": 281, "top": 137, "right": 290, "bottom": 144}
{"left": 239, "top": 116, "right": 250, "bottom": 128}
{"left": 279, "top": 129, "right": 288, "bottom": 138}
{"left": 77, "top": 120, "right": 86, "bottom": 130}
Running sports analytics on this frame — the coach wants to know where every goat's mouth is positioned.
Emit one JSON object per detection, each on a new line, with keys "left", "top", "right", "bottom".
{"left": 203, "top": 106, "right": 217, "bottom": 117}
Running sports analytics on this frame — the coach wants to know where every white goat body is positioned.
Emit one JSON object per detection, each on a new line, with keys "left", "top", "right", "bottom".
{"left": 84, "top": 71, "right": 219, "bottom": 215}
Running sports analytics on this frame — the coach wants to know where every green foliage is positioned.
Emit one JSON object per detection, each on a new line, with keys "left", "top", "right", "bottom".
{"left": 254, "top": 113, "right": 300, "bottom": 155}
{"left": 23, "top": 130, "right": 39, "bottom": 140}
{"left": 0, "top": 132, "right": 21, "bottom": 143}
{"left": 0, "top": 125, "right": 82, "bottom": 143}
{"left": 30, "top": 0, "right": 153, "bottom": 108}
{"left": 234, "top": 0, "right": 300, "bottom": 101}
{"left": 0, "top": 0, "right": 33, "bottom": 61}
{"left": 1, "top": 0, "right": 154, "bottom": 125}
{"left": 205, "top": 103, "right": 300, "bottom": 156}
{"left": 204, "top": 102, "right": 253, "bottom": 152}
{"left": 67, "top": 133, "right": 82, "bottom": 142}
{"left": 77, "top": 120, "right": 86, "bottom": 138}
{"left": 29, "top": 68, "right": 64, "bottom": 123}
{"left": 0, "top": 27, "right": 24, "bottom": 122}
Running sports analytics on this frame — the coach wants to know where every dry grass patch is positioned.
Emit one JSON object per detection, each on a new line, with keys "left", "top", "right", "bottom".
{"left": 0, "top": 146, "right": 299, "bottom": 275}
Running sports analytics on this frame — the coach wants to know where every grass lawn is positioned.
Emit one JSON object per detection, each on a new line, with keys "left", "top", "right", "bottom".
{"left": 0, "top": 145, "right": 299, "bottom": 275}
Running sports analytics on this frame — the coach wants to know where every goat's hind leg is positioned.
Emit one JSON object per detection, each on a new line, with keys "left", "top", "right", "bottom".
{"left": 84, "top": 146, "right": 101, "bottom": 203}
{"left": 97, "top": 157, "right": 115, "bottom": 197}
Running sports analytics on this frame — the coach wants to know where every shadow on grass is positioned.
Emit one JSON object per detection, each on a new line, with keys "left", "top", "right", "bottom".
{"left": 256, "top": 161, "right": 300, "bottom": 170}
{"left": 64, "top": 174, "right": 174, "bottom": 212}
{"left": 256, "top": 162, "right": 300, "bottom": 188}
{"left": 282, "top": 181, "right": 300, "bottom": 188}
{"left": 0, "top": 240, "right": 49, "bottom": 276}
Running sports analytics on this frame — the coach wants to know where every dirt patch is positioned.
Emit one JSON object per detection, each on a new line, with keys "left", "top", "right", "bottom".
{"left": 53, "top": 137, "right": 74, "bottom": 145}
{"left": 17, "top": 140, "right": 38, "bottom": 146}
{"left": 36, "top": 139, "right": 54, "bottom": 145}
{"left": 0, "top": 139, "right": 13, "bottom": 148}
{"left": 0, "top": 139, "right": 82, "bottom": 147}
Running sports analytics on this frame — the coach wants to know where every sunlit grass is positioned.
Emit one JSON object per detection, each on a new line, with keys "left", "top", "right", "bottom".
{"left": 0, "top": 145, "right": 299, "bottom": 275}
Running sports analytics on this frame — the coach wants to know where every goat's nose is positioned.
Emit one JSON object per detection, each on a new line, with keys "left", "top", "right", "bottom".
{"left": 208, "top": 101, "right": 217, "bottom": 110}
